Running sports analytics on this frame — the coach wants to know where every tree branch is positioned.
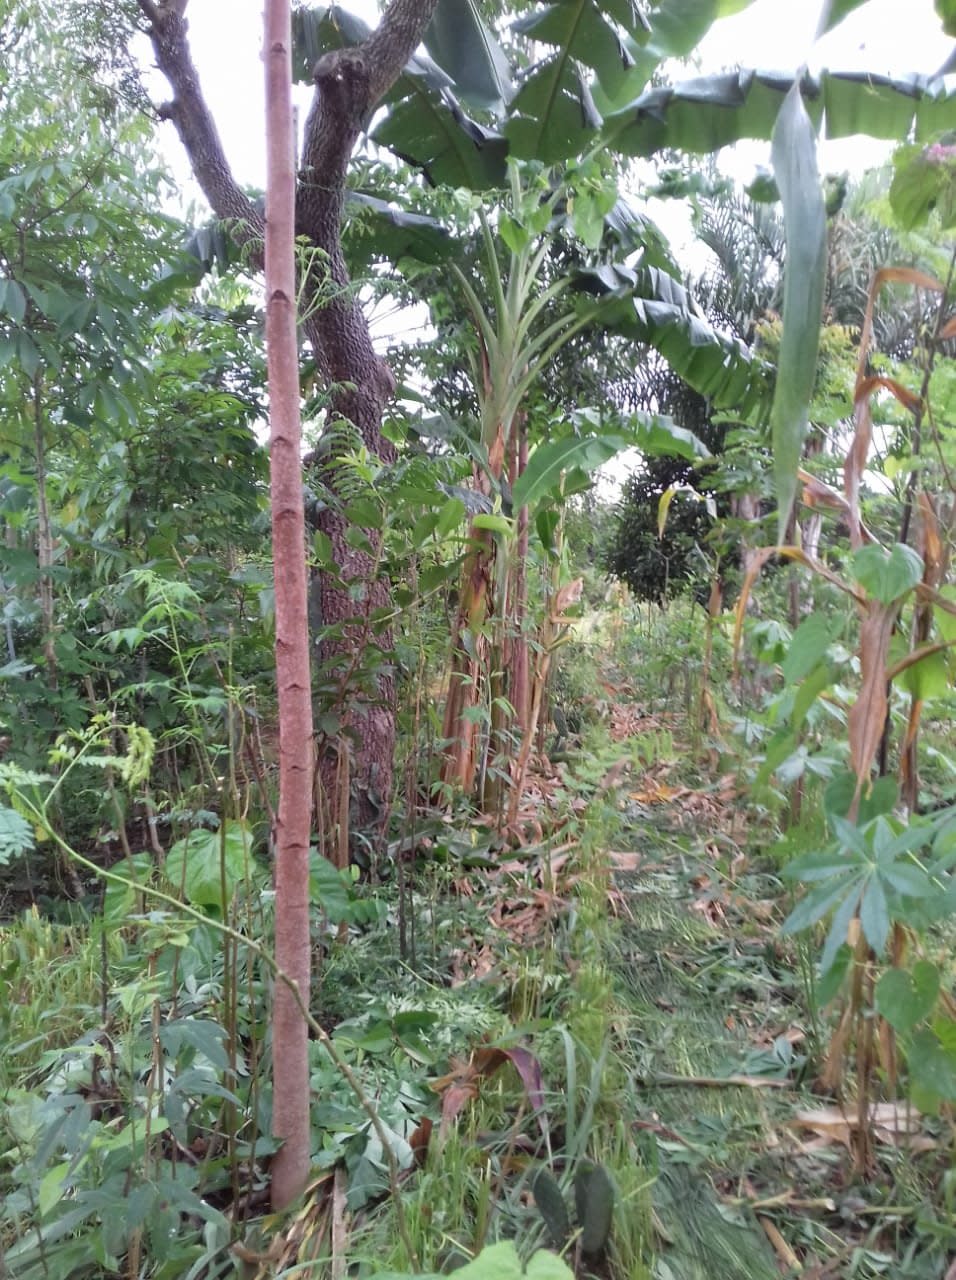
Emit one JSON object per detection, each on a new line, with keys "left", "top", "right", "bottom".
{"left": 297, "top": 0, "right": 441, "bottom": 249}
{"left": 137, "top": 0, "right": 264, "bottom": 256}
{"left": 363, "top": 0, "right": 442, "bottom": 104}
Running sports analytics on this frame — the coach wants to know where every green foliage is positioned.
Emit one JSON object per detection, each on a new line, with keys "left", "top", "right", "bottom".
{"left": 373, "top": 1240, "right": 574, "bottom": 1280}
{"left": 852, "top": 543, "right": 924, "bottom": 604}
{"left": 770, "top": 84, "right": 827, "bottom": 540}
{"left": 0, "top": 804, "right": 34, "bottom": 865}
{"left": 164, "top": 820, "right": 255, "bottom": 911}
{"left": 891, "top": 140, "right": 956, "bottom": 230}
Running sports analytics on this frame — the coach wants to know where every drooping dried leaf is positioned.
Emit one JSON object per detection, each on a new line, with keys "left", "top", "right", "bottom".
{"left": 845, "top": 268, "right": 943, "bottom": 547}
{"left": 551, "top": 577, "right": 583, "bottom": 620}
{"left": 432, "top": 1043, "right": 545, "bottom": 1136}
{"left": 917, "top": 491, "right": 945, "bottom": 588}
{"left": 847, "top": 601, "right": 898, "bottom": 794}
{"left": 733, "top": 545, "right": 863, "bottom": 667}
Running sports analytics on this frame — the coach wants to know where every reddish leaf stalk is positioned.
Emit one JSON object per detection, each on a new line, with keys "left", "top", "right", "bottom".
{"left": 264, "top": 0, "right": 314, "bottom": 1211}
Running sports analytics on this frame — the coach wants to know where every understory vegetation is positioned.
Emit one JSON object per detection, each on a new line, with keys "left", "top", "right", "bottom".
{"left": 3, "top": 0, "right": 956, "bottom": 1277}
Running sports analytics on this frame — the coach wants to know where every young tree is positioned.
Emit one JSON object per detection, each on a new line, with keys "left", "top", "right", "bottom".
{"left": 263, "top": 0, "right": 314, "bottom": 1211}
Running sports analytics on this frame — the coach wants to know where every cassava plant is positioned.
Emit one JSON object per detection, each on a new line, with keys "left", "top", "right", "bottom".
{"left": 736, "top": 242, "right": 956, "bottom": 1166}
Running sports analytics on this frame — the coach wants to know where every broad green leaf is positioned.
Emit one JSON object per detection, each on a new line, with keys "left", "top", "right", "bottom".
{"left": 880, "top": 862, "right": 934, "bottom": 898}
{"left": 604, "top": 69, "right": 956, "bottom": 159}
{"left": 513, "top": 434, "right": 628, "bottom": 509}
{"left": 908, "top": 1028, "right": 956, "bottom": 1101}
{"left": 454, "top": 1242, "right": 531, "bottom": 1280}
{"left": 645, "top": 0, "right": 756, "bottom": 59}
{"left": 159, "top": 1017, "right": 230, "bottom": 1071}
{"left": 890, "top": 140, "right": 956, "bottom": 231}
{"left": 820, "top": 885, "right": 862, "bottom": 974}
{"left": 825, "top": 770, "right": 898, "bottom": 824}
{"left": 783, "top": 849, "right": 855, "bottom": 883}
{"left": 471, "top": 513, "right": 512, "bottom": 534}
{"left": 831, "top": 814, "right": 869, "bottom": 856}
{"left": 436, "top": 496, "right": 467, "bottom": 537}
{"left": 771, "top": 83, "right": 826, "bottom": 540}
{"left": 536, "top": 508, "right": 561, "bottom": 553}
{"left": 577, "top": 262, "right": 771, "bottom": 417}
{"left": 525, "top": 1242, "right": 573, "bottom": 1280}
{"left": 899, "top": 646, "right": 949, "bottom": 700}
{"left": 852, "top": 542, "right": 923, "bottom": 604}
{"left": 937, "top": 0, "right": 956, "bottom": 35}
{"left": 792, "top": 662, "right": 832, "bottom": 733}
{"left": 572, "top": 189, "right": 610, "bottom": 249}
{"left": 515, "top": 0, "right": 633, "bottom": 98}
{"left": 309, "top": 851, "right": 352, "bottom": 923}
{"left": 816, "top": 0, "right": 872, "bottom": 35}
{"left": 506, "top": 59, "right": 601, "bottom": 164}
{"left": 373, "top": 90, "right": 508, "bottom": 189}
{"left": 423, "top": 0, "right": 513, "bottom": 111}
{"left": 165, "top": 821, "right": 252, "bottom": 910}
{"left": 0, "top": 278, "right": 26, "bottom": 324}
{"left": 781, "top": 877, "right": 854, "bottom": 935}
{"left": 781, "top": 614, "right": 835, "bottom": 684}
{"left": 575, "top": 1162, "right": 615, "bottom": 1254}
{"left": 345, "top": 497, "right": 383, "bottom": 529}
{"left": 816, "top": 943, "right": 852, "bottom": 1003}
{"left": 313, "top": 530, "right": 334, "bottom": 566}
{"left": 411, "top": 512, "right": 440, "bottom": 547}
{"left": 345, "top": 192, "right": 453, "bottom": 269}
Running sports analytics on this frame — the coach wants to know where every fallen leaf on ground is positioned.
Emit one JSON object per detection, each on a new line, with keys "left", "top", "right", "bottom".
{"left": 789, "top": 1102, "right": 933, "bottom": 1150}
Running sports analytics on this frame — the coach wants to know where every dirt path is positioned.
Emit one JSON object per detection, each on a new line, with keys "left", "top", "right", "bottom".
{"left": 608, "top": 783, "right": 811, "bottom": 1278}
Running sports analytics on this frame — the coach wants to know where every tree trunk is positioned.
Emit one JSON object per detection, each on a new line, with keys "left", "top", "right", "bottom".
{"left": 137, "top": 0, "right": 441, "bottom": 840}
{"left": 263, "top": 0, "right": 314, "bottom": 1211}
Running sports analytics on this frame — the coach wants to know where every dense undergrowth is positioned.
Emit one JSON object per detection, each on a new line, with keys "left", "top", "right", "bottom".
{"left": 2, "top": 602, "right": 956, "bottom": 1278}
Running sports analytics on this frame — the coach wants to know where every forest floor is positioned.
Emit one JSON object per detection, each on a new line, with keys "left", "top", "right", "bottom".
{"left": 1, "top": 641, "right": 953, "bottom": 1278}
{"left": 525, "top": 687, "right": 950, "bottom": 1280}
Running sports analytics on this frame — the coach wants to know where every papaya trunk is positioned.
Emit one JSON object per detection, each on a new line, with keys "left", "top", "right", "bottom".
{"left": 264, "top": 0, "right": 314, "bottom": 1211}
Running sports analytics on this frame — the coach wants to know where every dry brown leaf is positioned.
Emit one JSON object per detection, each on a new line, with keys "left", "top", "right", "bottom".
{"left": 790, "top": 1102, "right": 929, "bottom": 1151}
{"left": 432, "top": 1045, "right": 544, "bottom": 1137}
{"left": 607, "top": 850, "right": 642, "bottom": 871}
{"left": 848, "top": 601, "right": 898, "bottom": 794}
{"left": 551, "top": 577, "right": 583, "bottom": 621}
{"left": 409, "top": 1116, "right": 432, "bottom": 1167}
{"left": 690, "top": 896, "right": 725, "bottom": 925}
{"left": 630, "top": 782, "right": 685, "bottom": 804}
{"left": 846, "top": 268, "right": 943, "bottom": 546}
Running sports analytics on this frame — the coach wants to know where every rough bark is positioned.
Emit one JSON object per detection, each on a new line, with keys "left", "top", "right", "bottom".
{"left": 137, "top": 0, "right": 441, "bottom": 832}
{"left": 293, "top": 0, "right": 439, "bottom": 826}
{"left": 263, "top": 0, "right": 313, "bottom": 1211}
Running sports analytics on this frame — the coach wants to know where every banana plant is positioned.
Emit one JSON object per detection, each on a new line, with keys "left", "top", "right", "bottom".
{"left": 439, "top": 170, "right": 596, "bottom": 797}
